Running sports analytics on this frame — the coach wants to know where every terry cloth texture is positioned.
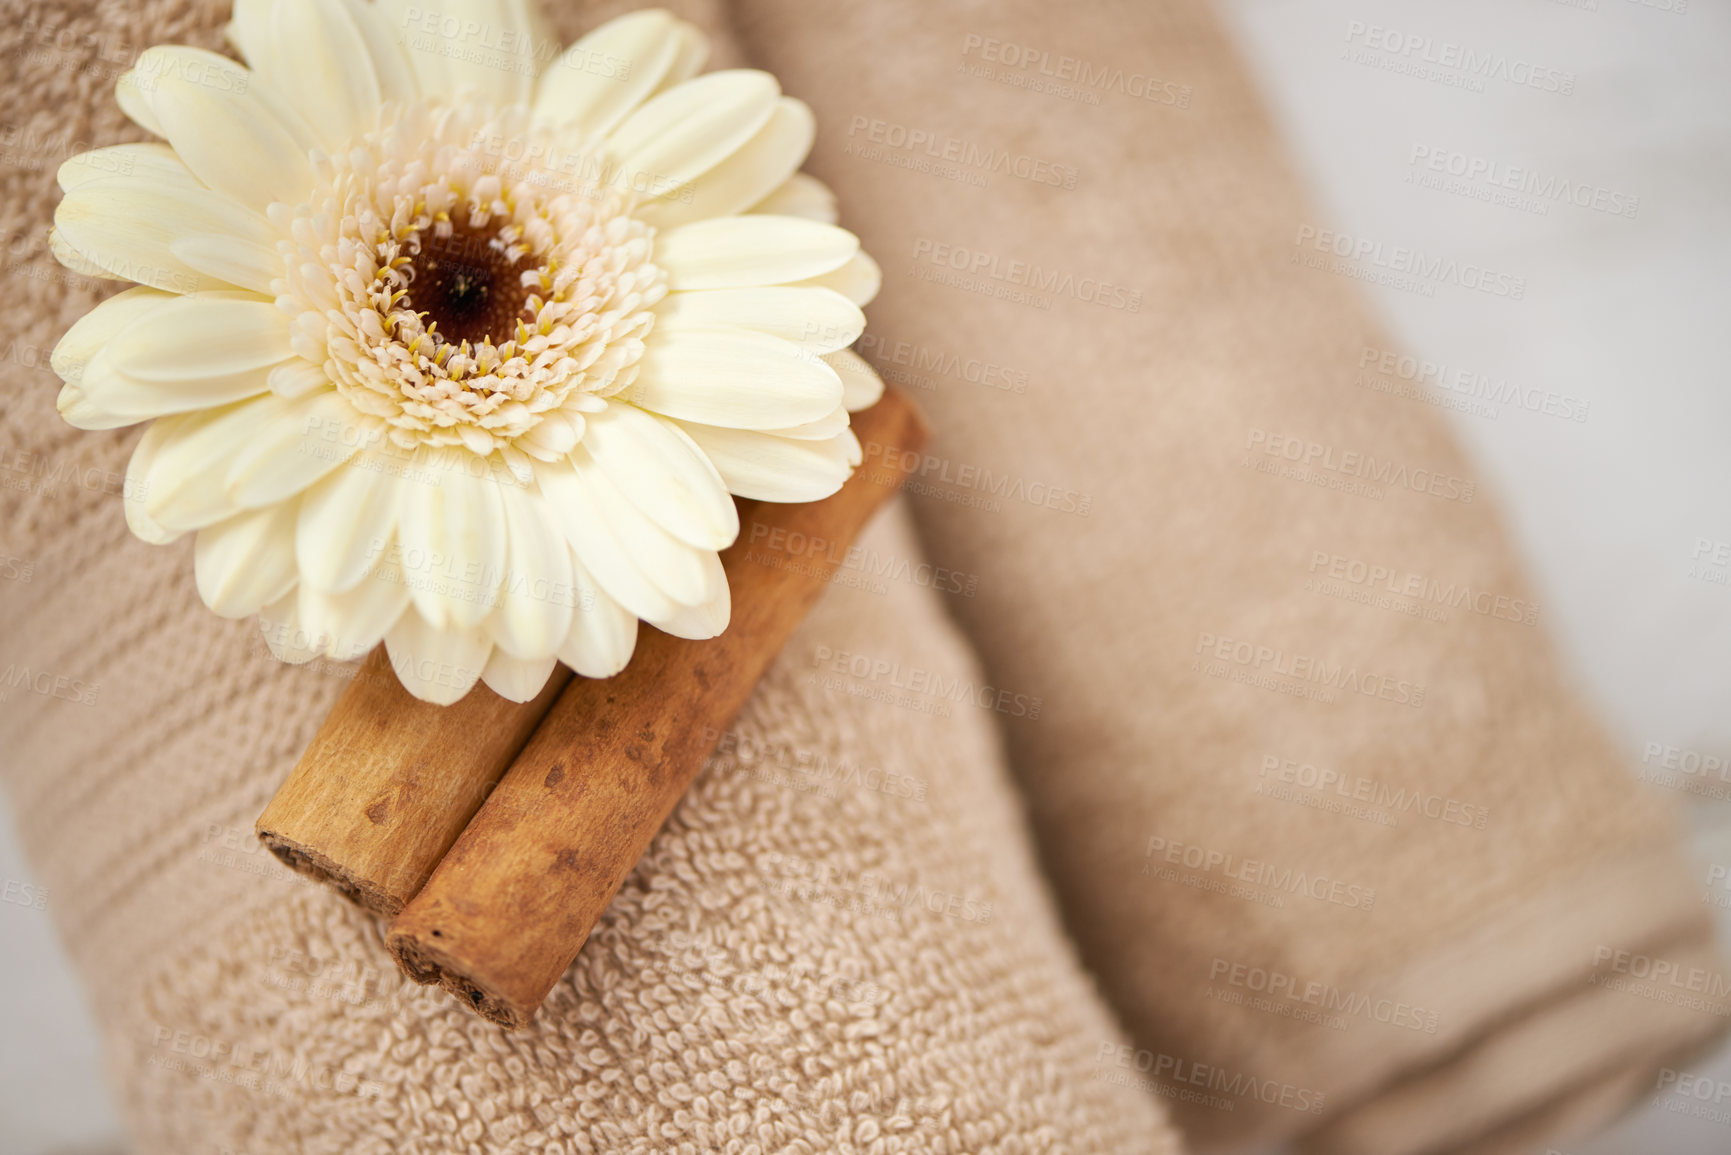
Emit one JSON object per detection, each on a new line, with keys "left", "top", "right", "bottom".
{"left": 0, "top": 1, "right": 1183, "bottom": 1153}
{"left": 726, "top": 0, "right": 1729, "bottom": 1152}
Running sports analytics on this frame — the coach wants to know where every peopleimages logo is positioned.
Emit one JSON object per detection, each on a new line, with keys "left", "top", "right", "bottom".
{"left": 1294, "top": 226, "right": 1527, "bottom": 300}
{"left": 1342, "top": 21, "right": 1576, "bottom": 95}
{"left": 911, "top": 238, "right": 1142, "bottom": 312}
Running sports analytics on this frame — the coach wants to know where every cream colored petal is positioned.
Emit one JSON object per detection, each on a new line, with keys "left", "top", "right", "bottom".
{"left": 480, "top": 650, "right": 558, "bottom": 702}
{"left": 555, "top": 556, "right": 638, "bottom": 678}
{"left": 750, "top": 172, "right": 838, "bottom": 223}
{"left": 57, "top": 143, "right": 186, "bottom": 193}
{"left": 791, "top": 250, "right": 882, "bottom": 307}
{"left": 533, "top": 8, "right": 686, "bottom": 137}
{"left": 114, "top": 71, "right": 166, "bottom": 137}
{"left": 168, "top": 234, "right": 282, "bottom": 295}
{"left": 656, "top": 215, "right": 857, "bottom": 291}
{"left": 51, "top": 287, "right": 175, "bottom": 382}
{"left": 343, "top": 0, "right": 420, "bottom": 104}
{"left": 672, "top": 422, "right": 858, "bottom": 503}
{"left": 571, "top": 446, "right": 715, "bottom": 606}
{"left": 296, "top": 445, "right": 401, "bottom": 593}
{"left": 490, "top": 478, "right": 575, "bottom": 660}
{"left": 382, "top": 0, "right": 535, "bottom": 108}
{"left": 766, "top": 404, "right": 850, "bottom": 441}
{"left": 395, "top": 448, "right": 507, "bottom": 630}
{"left": 375, "top": 0, "right": 452, "bottom": 100}
{"left": 653, "top": 286, "right": 863, "bottom": 353}
{"left": 647, "top": 548, "right": 729, "bottom": 640}
{"left": 54, "top": 183, "right": 250, "bottom": 295}
{"left": 263, "top": 0, "right": 383, "bottom": 148}
{"left": 106, "top": 291, "right": 293, "bottom": 383}
{"left": 384, "top": 609, "right": 489, "bottom": 705}
{"left": 581, "top": 401, "right": 736, "bottom": 551}
{"left": 536, "top": 457, "right": 677, "bottom": 623}
{"left": 49, "top": 230, "right": 121, "bottom": 281}
{"left": 638, "top": 98, "right": 814, "bottom": 230}
{"left": 269, "top": 361, "right": 332, "bottom": 399}
{"left": 225, "top": 389, "right": 362, "bottom": 509}
{"left": 605, "top": 70, "right": 779, "bottom": 197}
{"left": 143, "top": 399, "right": 287, "bottom": 531}
{"left": 61, "top": 349, "right": 276, "bottom": 430}
{"left": 133, "top": 46, "right": 315, "bottom": 211}
{"left": 260, "top": 588, "right": 324, "bottom": 663}
{"left": 124, "top": 418, "right": 182, "bottom": 544}
{"left": 627, "top": 328, "right": 843, "bottom": 430}
{"left": 298, "top": 543, "right": 412, "bottom": 660}
{"left": 653, "top": 19, "right": 708, "bottom": 94}
{"left": 53, "top": 154, "right": 283, "bottom": 295}
{"left": 194, "top": 500, "right": 300, "bottom": 618}
{"left": 823, "top": 348, "right": 886, "bottom": 412}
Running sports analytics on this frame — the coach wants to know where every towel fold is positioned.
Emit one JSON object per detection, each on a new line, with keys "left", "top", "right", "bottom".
{"left": 727, "top": 0, "right": 1730, "bottom": 1150}
{"left": 0, "top": 2, "right": 1181, "bottom": 1152}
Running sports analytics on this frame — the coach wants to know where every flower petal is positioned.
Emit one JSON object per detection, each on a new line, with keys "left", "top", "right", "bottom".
{"left": 395, "top": 448, "right": 507, "bottom": 630}
{"left": 194, "top": 501, "right": 301, "bottom": 618}
{"left": 52, "top": 287, "right": 176, "bottom": 383}
{"left": 647, "top": 548, "right": 729, "bottom": 640}
{"left": 124, "top": 418, "right": 182, "bottom": 544}
{"left": 533, "top": 8, "right": 688, "bottom": 137}
{"left": 142, "top": 397, "right": 294, "bottom": 531}
{"left": 655, "top": 214, "right": 857, "bottom": 291}
{"left": 260, "top": 588, "right": 324, "bottom": 663}
{"left": 380, "top": 0, "right": 536, "bottom": 108}
{"left": 653, "top": 286, "right": 863, "bottom": 353}
{"left": 556, "top": 556, "right": 639, "bottom": 678}
{"left": 536, "top": 457, "right": 677, "bottom": 623}
{"left": 672, "top": 422, "right": 859, "bottom": 503}
{"left": 627, "top": 329, "right": 843, "bottom": 429}
{"left": 638, "top": 97, "right": 813, "bottom": 229}
{"left": 480, "top": 650, "right": 558, "bottom": 703}
{"left": 132, "top": 46, "right": 315, "bottom": 212}
{"left": 115, "top": 70, "right": 166, "bottom": 137}
{"left": 56, "top": 143, "right": 187, "bottom": 193}
{"left": 105, "top": 291, "right": 293, "bottom": 383}
{"left": 225, "top": 388, "right": 364, "bottom": 508}
{"left": 384, "top": 609, "right": 489, "bottom": 705}
{"left": 581, "top": 401, "right": 737, "bottom": 550}
{"left": 490, "top": 477, "right": 575, "bottom": 660}
{"left": 824, "top": 349, "right": 885, "bottom": 412}
{"left": 342, "top": 0, "right": 420, "bottom": 104}
{"left": 296, "top": 445, "right": 401, "bottom": 592}
{"left": 298, "top": 542, "right": 412, "bottom": 660}
{"left": 266, "top": 0, "right": 383, "bottom": 148}
{"left": 792, "top": 251, "right": 882, "bottom": 307}
{"left": 654, "top": 19, "right": 709, "bottom": 95}
{"left": 569, "top": 445, "right": 716, "bottom": 606}
{"left": 766, "top": 405, "right": 850, "bottom": 441}
{"left": 53, "top": 171, "right": 269, "bottom": 294}
{"left": 604, "top": 70, "right": 779, "bottom": 196}
{"left": 750, "top": 172, "right": 837, "bottom": 223}
{"left": 168, "top": 233, "right": 282, "bottom": 295}
{"left": 60, "top": 349, "right": 276, "bottom": 431}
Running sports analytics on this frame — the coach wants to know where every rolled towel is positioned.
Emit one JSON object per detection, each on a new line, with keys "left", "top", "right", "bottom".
{"left": 728, "top": 0, "right": 1730, "bottom": 1150}
{"left": 0, "top": 1, "right": 1181, "bottom": 1152}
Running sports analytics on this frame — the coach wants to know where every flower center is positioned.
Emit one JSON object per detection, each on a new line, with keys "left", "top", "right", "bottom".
{"left": 280, "top": 102, "right": 669, "bottom": 462}
{"left": 406, "top": 219, "right": 533, "bottom": 348}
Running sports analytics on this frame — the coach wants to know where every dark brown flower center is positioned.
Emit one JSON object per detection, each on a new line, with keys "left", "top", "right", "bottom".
{"left": 406, "top": 220, "right": 535, "bottom": 347}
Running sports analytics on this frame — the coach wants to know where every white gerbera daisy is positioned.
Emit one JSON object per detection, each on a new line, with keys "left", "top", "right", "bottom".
{"left": 48, "top": 1, "right": 885, "bottom": 704}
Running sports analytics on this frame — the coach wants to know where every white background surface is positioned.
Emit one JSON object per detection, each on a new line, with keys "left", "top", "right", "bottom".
{"left": 3, "top": 0, "right": 1729, "bottom": 1151}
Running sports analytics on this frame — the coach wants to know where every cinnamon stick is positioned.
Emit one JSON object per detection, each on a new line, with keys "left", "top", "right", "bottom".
{"left": 386, "top": 387, "right": 928, "bottom": 1026}
{"left": 257, "top": 648, "right": 571, "bottom": 915}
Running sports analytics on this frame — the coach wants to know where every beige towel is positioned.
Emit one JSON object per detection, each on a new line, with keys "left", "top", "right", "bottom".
{"left": 0, "top": 1, "right": 1182, "bottom": 1152}
{"left": 727, "top": 0, "right": 1729, "bottom": 1151}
